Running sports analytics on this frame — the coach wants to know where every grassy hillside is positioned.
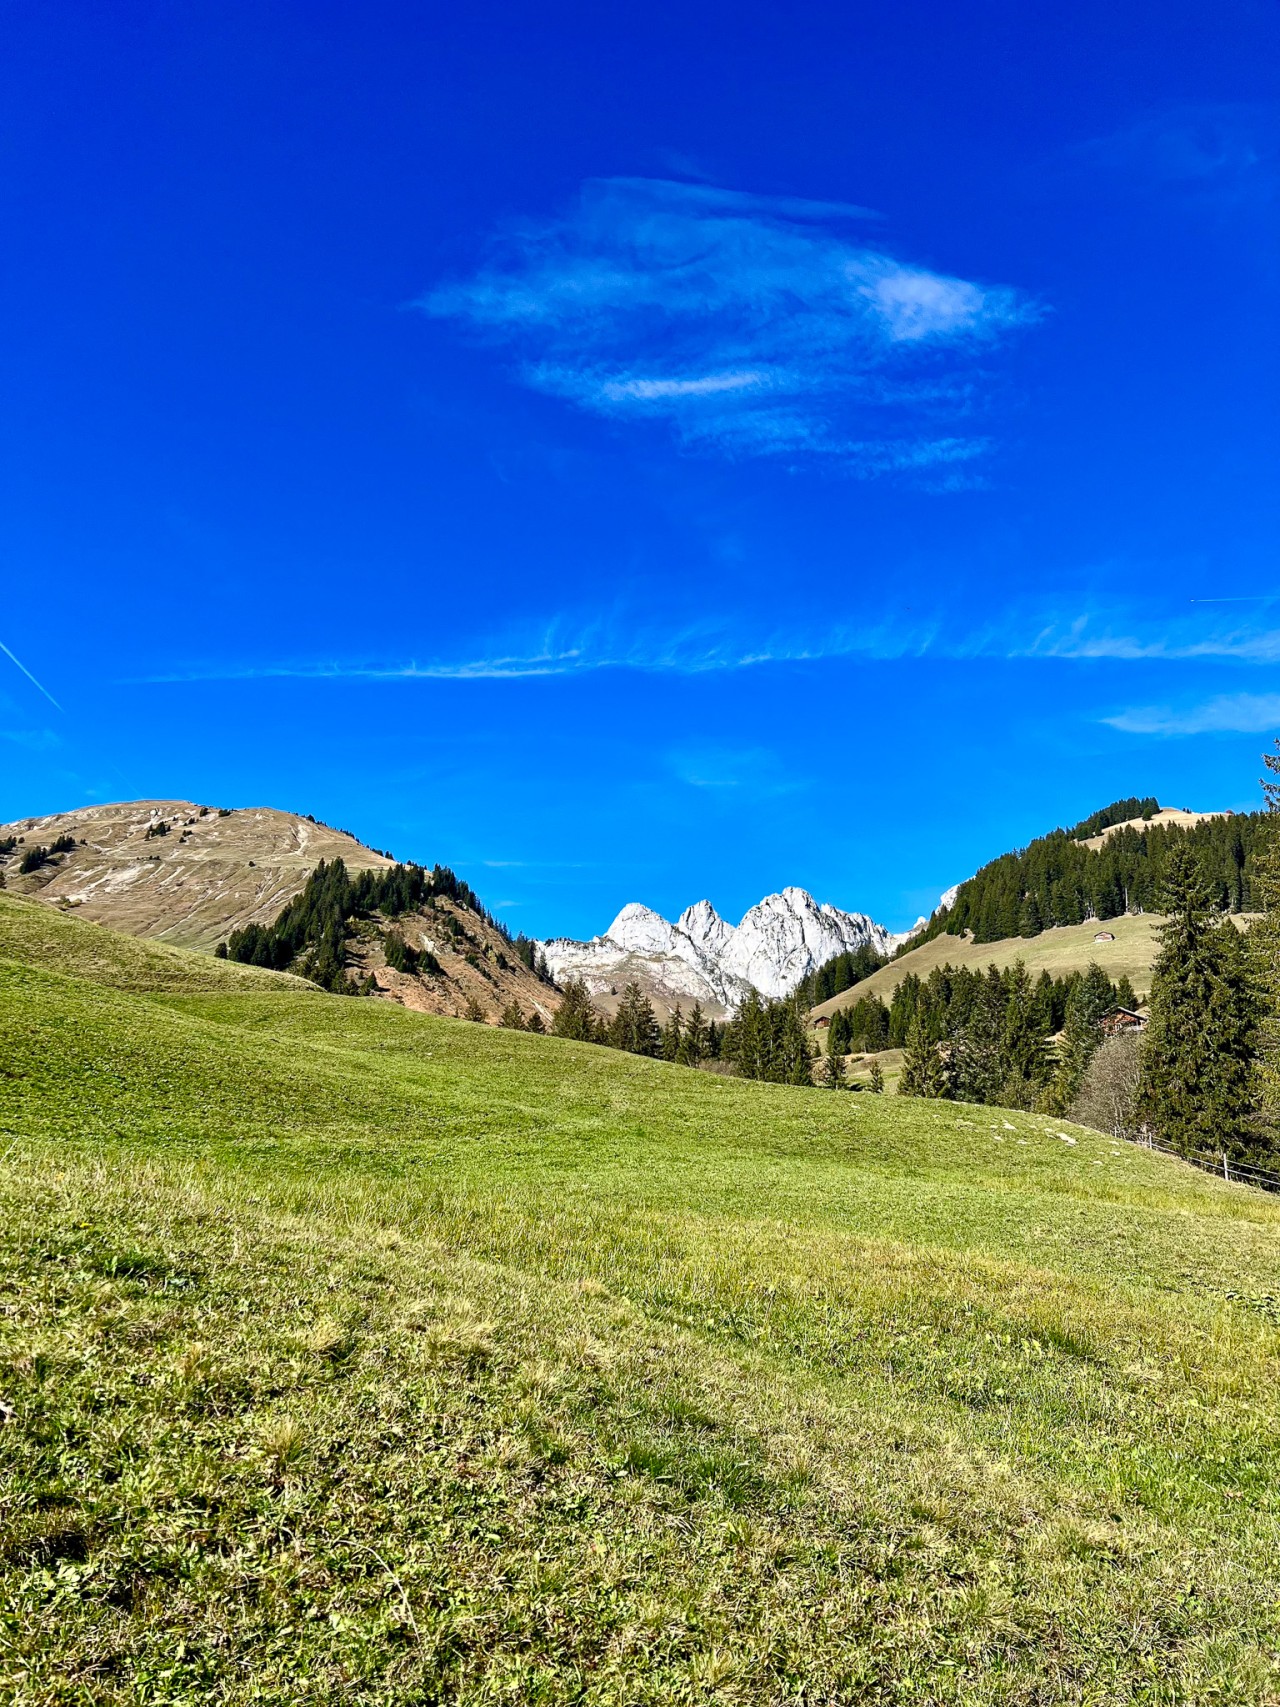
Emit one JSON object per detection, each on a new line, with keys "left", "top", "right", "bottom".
{"left": 0, "top": 892, "right": 317, "bottom": 995}
{"left": 812, "top": 913, "right": 1176, "bottom": 1019}
{"left": 4, "top": 906, "right": 1280, "bottom": 1702}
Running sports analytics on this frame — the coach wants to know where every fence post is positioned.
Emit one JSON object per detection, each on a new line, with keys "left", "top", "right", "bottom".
{"left": 1222, "top": 1151, "right": 1229, "bottom": 1182}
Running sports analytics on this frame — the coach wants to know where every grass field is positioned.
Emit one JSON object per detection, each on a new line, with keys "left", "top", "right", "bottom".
{"left": 4, "top": 892, "right": 1280, "bottom": 1702}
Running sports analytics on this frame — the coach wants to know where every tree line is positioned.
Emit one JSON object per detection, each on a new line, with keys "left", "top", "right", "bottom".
{"left": 1065, "top": 797, "right": 1159, "bottom": 840}
{"left": 223, "top": 857, "right": 513, "bottom": 993}
{"left": 548, "top": 977, "right": 728, "bottom": 1068}
{"left": 888, "top": 840, "right": 1270, "bottom": 1167}
{"left": 910, "top": 800, "right": 1260, "bottom": 947}
{"left": 825, "top": 962, "right": 1138, "bottom": 1062}
{"left": 794, "top": 942, "right": 887, "bottom": 1007}
{"left": 890, "top": 960, "right": 1140, "bottom": 1114}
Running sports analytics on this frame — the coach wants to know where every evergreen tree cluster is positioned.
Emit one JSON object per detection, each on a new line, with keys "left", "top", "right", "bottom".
{"left": 13, "top": 834, "right": 77, "bottom": 874}
{"left": 1066, "top": 797, "right": 1160, "bottom": 840}
{"left": 1137, "top": 847, "right": 1260, "bottom": 1160}
{"left": 512, "top": 933, "right": 555, "bottom": 985}
{"left": 722, "top": 992, "right": 814, "bottom": 1085}
{"left": 826, "top": 959, "right": 1136, "bottom": 1113}
{"left": 885, "top": 962, "right": 1136, "bottom": 1055}
{"left": 549, "top": 978, "right": 724, "bottom": 1067}
{"left": 912, "top": 804, "right": 1259, "bottom": 947}
{"left": 226, "top": 857, "right": 499, "bottom": 993}
{"left": 499, "top": 999, "right": 547, "bottom": 1033}
{"left": 795, "top": 943, "right": 888, "bottom": 1008}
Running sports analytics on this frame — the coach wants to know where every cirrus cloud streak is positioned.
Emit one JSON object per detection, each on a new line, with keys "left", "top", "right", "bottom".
{"left": 422, "top": 177, "right": 1040, "bottom": 474}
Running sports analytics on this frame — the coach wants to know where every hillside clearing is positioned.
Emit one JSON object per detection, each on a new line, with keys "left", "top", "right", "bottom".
{"left": 3, "top": 905, "right": 1280, "bottom": 1702}
{"left": 812, "top": 912, "right": 1252, "bottom": 1018}
{"left": 0, "top": 800, "right": 393, "bottom": 952}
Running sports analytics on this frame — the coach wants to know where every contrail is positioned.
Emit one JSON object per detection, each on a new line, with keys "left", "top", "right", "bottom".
{"left": 1190, "top": 596, "right": 1279, "bottom": 604}
{"left": 0, "top": 639, "right": 62, "bottom": 711}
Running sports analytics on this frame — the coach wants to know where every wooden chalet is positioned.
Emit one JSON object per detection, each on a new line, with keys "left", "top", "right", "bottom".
{"left": 1100, "top": 1006, "right": 1148, "bottom": 1036}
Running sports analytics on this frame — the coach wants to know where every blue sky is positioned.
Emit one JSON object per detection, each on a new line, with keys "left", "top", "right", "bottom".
{"left": 1, "top": 0, "right": 1278, "bottom": 936}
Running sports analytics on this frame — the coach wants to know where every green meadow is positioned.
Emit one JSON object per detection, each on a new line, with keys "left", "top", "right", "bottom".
{"left": 3, "top": 891, "right": 1280, "bottom": 1704}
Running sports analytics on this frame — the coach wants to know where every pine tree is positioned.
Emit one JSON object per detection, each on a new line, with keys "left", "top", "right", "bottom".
{"left": 383, "top": 929, "right": 419, "bottom": 974}
{"left": 463, "top": 994, "right": 487, "bottom": 1024}
{"left": 1138, "top": 844, "right": 1260, "bottom": 1159}
{"left": 780, "top": 999, "right": 816, "bottom": 1085}
{"left": 661, "top": 1005, "right": 684, "bottom": 1062}
{"left": 1115, "top": 974, "right": 1139, "bottom": 1011}
{"left": 1000, "top": 961, "right": 1050, "bottom": 1109}
{"left": 899, "top": 1012, "right": 948, "bottom": 1098}
{"left": 820, "top": 1049, "right": 846, "bottom": 1090}
{"left": 499, "top": 999, "right": 526, "bottom": 1030}
{"left": 682, "top": 1002, "right": 708, "bottom": 1066}
{"left": 867, "top": 1058, "right": 885, "bottom": 1094}
{"left": 949, "top": 970, "right": 1004, "bottom": 1104}
{"left": 526, "top": 1010, "right": 546, "bottom": 1034}
{"left": 551, "top": 976, "right": 600, "bottom": 1042}
{"left": 826, "top": 1007, "right": 852, "bottom": 1056}
{"left": 1045, "top": 963, "right": 1113, "bottom": 1113}
{"left": 611, "top": 983, "right": 660, "bottom": 1056}
{"left": 728, "top": 990, "right": 764, "bottom": 1079}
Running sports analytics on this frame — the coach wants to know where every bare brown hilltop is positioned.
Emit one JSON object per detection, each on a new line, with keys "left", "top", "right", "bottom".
{"left": 0, "top": 799, "right": 559, "bottom": 1026}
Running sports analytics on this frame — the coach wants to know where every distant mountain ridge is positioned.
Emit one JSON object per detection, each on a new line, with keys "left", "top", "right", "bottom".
{"left": 541, "top": 887, "right": 913, "bottom": 1017}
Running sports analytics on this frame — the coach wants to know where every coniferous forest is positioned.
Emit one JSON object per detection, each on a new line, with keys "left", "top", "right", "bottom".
{"left": 912, "top": 801, "right": 1260, "bottom": 947}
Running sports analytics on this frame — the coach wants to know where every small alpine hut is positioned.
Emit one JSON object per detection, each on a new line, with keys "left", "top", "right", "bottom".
{"left": 1100, "top": 1006, "right": 1148, "bottom": 1036}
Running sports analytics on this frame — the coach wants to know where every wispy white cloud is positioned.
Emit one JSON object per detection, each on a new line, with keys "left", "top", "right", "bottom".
{"left": 131, "top": 611, "right": 946, "bottom": 687}
{"left": 132, "top": 591, "right": 1280, "bottom": 691}
{"left": 0, "top": 727, "right": 61, "bottom": 751}
{"left": 1104, "top": 693, "right": 1280, "bottom": 738}
{"left": 1074, "top": 104, "right": 1278, "bottom": 200}
{"left": 668, "top": 743, "right": 809, "bottom": 798}
{"left": 1014, "top": 615, "right": 1280, "bottom": 664}
{"left": 421, "top": 177, "right": 1039, "bottom": 473}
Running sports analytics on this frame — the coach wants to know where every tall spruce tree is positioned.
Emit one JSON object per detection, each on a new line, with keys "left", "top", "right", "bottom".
{"left": 682, "top": 1002, "right": 708, "bottom": 1066}
{"left": 1000, "top": 962, "right": 1051, "bottom": 1109}
{"left": 899, "top": 1011, "right": 949, "bottom": 1098}
{"left": 949, "top": 969, "right": 1005, "bottom": 1104}
{"left": 611, "top": 982, "right": 661, "bottom": 1057}
{"left": 1046, "top": 961, "right": 1115, "bottom": 1113}
{"left": 780, "top": 1000, "right": 816, "bottom": 1086}
{"left": 1137, "top": 844, "right": 1260, "bottom": 1159}
{"left": 661, "top": 1005, "right": 684, "bottom": 1062}
{"left": 551, "top": 976, "right": 600, "bottom": 1042}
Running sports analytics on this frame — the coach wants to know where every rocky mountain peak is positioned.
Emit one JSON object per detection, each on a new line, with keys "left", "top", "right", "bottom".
{"left": 541, "top": 884, "right": 912, "bottom": 1015}
{"left": 677, "top": 899, "right": 733, "bottom": 957}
